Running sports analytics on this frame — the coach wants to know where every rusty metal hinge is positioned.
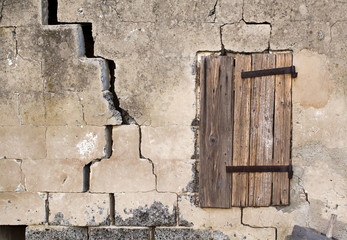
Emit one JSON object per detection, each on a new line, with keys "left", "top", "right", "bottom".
{"left": 226, "top": 164, "right": 293, "bottom": 179}
{"left": 241, "top": 66, "right": 298, "bottom": 79}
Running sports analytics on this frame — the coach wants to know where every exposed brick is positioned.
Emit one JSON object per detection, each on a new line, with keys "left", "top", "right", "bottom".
{"left": 114, "top": 192, "right": 177, "bottom": 226}
{"left": 0, "top": 159, "right": 22, "bottom": 192}
{"left": 0, "top": 126, "right": 46, "bottom": 159}
{"left": 155, "top": 228, "right": 212, "bottom": 240}
{"left": 49, "top": 193, "right": 110, "bottom": 226}
{"left": 22, "top": 159, "right": 84, "bottom": 192}
{"left": 26, "top": 226, "right": 88, "bottom": 240}
{"left": 89, "top": 227, "right": 151, "bottom": 240}
{"left": 0, "top": 192, "right": 46, "bottom": 225}
{"left": 46, "top": 126, "right": 106, "bottom": 162}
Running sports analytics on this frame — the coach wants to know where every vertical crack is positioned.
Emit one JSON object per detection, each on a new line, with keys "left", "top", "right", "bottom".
{"left": 82, "top": 163, "right": 91, "bottom": 192}
{"left": 109, "top": 193, "right": 115, "bottom": 225}
{"left": 139, "top": 126, "right": 158, "bottom": 191}
{"left": 45, "top": 193, "right": 50, "bottom": 223}
{"left": 0, "top": 0, "right": 5, "bottom": 23}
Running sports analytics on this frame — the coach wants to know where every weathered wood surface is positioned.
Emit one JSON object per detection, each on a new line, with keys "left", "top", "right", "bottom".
{"left": 273, "top": 53, "right": 292, "bottom": 205}
{"left": 199, "top": 53, "right": 293, "bottom": 208}
{"left": 231, "top": 55, "right": 252, "bottom": 206}
{"left": 249, "top": 54, "right": 275, "bottom": 206}
{"left": 199, "top": 56, "right": 234, "bottom": 208}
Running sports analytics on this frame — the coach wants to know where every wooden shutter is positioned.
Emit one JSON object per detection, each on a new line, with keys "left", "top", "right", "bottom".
{"left": 199, "top": 53, "right": 293, "bottom": 208}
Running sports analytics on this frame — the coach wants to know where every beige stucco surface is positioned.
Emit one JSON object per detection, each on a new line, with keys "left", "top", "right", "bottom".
{"left": 0, "top": 0, "right": 346, "bottom": 239}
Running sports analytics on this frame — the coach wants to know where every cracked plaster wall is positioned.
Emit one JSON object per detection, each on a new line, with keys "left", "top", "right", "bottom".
{"left": 0, "top": 0, "right": 346, "bottom": 239}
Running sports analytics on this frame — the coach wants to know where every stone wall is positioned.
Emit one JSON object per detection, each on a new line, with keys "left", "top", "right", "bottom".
{"left": 0, "top": 0, "right": 346, "bottom": 239}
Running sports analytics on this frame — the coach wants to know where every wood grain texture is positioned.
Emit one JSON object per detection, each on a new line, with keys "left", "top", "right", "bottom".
{"left": 249, "top": 54, "right": 275, "bottom": 206}
{"left": 199, "top": 56, "right": 234, "bottom": 208}
{"left": 231, "top": 55, "right": 252, "bottom": 206}
{"left": 272, "top": 53, "right": 292, "bottom": 205}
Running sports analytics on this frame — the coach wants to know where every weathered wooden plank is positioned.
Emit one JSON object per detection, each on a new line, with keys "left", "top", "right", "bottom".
{"left": 231, "top": 55, "right": 252, "bottom": 207}
{"left": 249, "top": 54, "right": 275, "bottom": 206}
{"left": 199, "top": 56, "right": 234, "bottom": 208}
{"left": 272, "top": 53, "right": 292, "bottom": 205}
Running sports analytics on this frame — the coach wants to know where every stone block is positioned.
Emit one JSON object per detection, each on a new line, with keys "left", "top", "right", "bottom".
{"left": 0, "top": 28, "right": 16, "bottom": 61}
{"left": 49, "top": 193, "right": 110, "bottom": 226}
{"left": 0, "top": 159, "right": 22, "bottom": 192}
{"left": 156, "top": 159, "right": 196, "bottom": 193}
{"left": 90, "top": 125, "right": 155, "bottom": 192}
{"left": 141, "top": 126, "right": 194, "bottom": 161}
{"left": 44, "top": 92, "right": 84, "bottom": 126}
{"left": 94, "top": 22, "right": 219, "bottom": 125}
{"left": 289, "top": 225, "right": 330, "bottom": 240}
{"left": 19, "top": 92, "right": 45, "bottom": 125}
{"left": 178, "top": 195, "right": 276, "bottom": 239}
{"left": 26, "top": 226, "right": 88, "bottom": 240}
{"left": 0, "top": 92, "right": 20, "bottom": 125}
{"left": 0, "top": 126, "right": 46, "bottom": 159}
{"left": 79, "top": 91, "right": 122, "bottom": 126}
{"left": 293, "top": 50, "right": 330, "bottom": 108}
{"left": 0, "top": 192, "right": 46, "bottom": 225}
{"left": 22, "top": 159, "right": 84, "bottom": 192}
{"left": 0, "top": 56, "right": 42, "bottom": 93}
{"left": 0, "top": 0, "right": 43, "bottom": 26}
{"left": 216, "top": 0, "right": 244, "bottom": 23}
{"left": 112, "top": 125, "right": 140, "bottom": 159}
{"left": 114, "top": 192, "right": 177, "bottom": 226}
{"left": 89, "top": 227, "right": 151, "bottom": 240}
{"left": 46, "top": 126, "right": 106, "bottom": 161}
{"left": 90, "top": 157, "right": 155, "bottom": 193}
{"left": 155, "top": 228, "right": 212, "bottom": 240}
{"left": 222, "top": 22, "right": 271, "bottom": 52}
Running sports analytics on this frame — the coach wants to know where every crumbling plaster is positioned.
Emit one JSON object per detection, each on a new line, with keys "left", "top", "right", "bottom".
{"left": 0, "top": 0, "right": 346, "bottom": 239}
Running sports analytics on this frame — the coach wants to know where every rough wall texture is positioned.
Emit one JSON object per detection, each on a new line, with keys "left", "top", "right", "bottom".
{"left": 0, "top": 0, "right": 346, "bottom": 239}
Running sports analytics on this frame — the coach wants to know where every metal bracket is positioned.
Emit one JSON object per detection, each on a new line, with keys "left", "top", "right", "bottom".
{"left": 226, "top": 164, "right": 293, "bottom": 179}
{"left": 241, "top": 66, "right": 298, "bottom": 79}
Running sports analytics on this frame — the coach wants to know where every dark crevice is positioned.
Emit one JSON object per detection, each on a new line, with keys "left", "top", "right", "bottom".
{"left": 45, "top": 193, "right": 50, "bottom": 223}
{"left": 0, "top": 226, "right": 26, "bottom": 240}
{"left": 82, "top": 163, "right": 91, "bottom": 192}
{"left": 109, "top": 193, "right": 115, "bottom": 225}
{"left": 150, "top": 226, "right": 155, "bottom": 240}
{"left": 47, "top": 0, "right": 134, "bottom": 125}
{"left": 47, "top": 0, "right": 58, "bottom": 24}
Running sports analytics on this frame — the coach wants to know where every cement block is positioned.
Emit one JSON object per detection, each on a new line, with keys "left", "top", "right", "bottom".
{"left": 46, "top": 126, "right": 106, "bottom": 161}
{"left": 26, "top": 226, "right": 88, "bottom": 240}
{"left": 89, "top": 227, "right": 151, "bottom": 240}
{"left": 49, "top": 193, "right": 110, "bottom": 226}
{"left": 22, "top": 159, "right": 84, "bottom": 192}
{"left": 222, "top": 22, "right": 271, "bottom": 52}
{"left": 0, "top": 159, "right": 22, "bottom": 192}
{"left": 114, "top": 192, "right": 177, "bottom": 226}
{"left": 155, "top": 228, "right": 212, "bottom": 240}
{"left": 141, "top": 126, "right": 194, "bottom": 161}
{"left": 0, "top": 126, "right": 46, "bottom": 159}
{"left": 0, "top": 192, "right": 46, "bottom": 225}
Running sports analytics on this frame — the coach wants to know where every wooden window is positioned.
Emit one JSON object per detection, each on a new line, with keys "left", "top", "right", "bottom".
{"left": 199, "top": 53, "right": 293, "bottom": 208}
